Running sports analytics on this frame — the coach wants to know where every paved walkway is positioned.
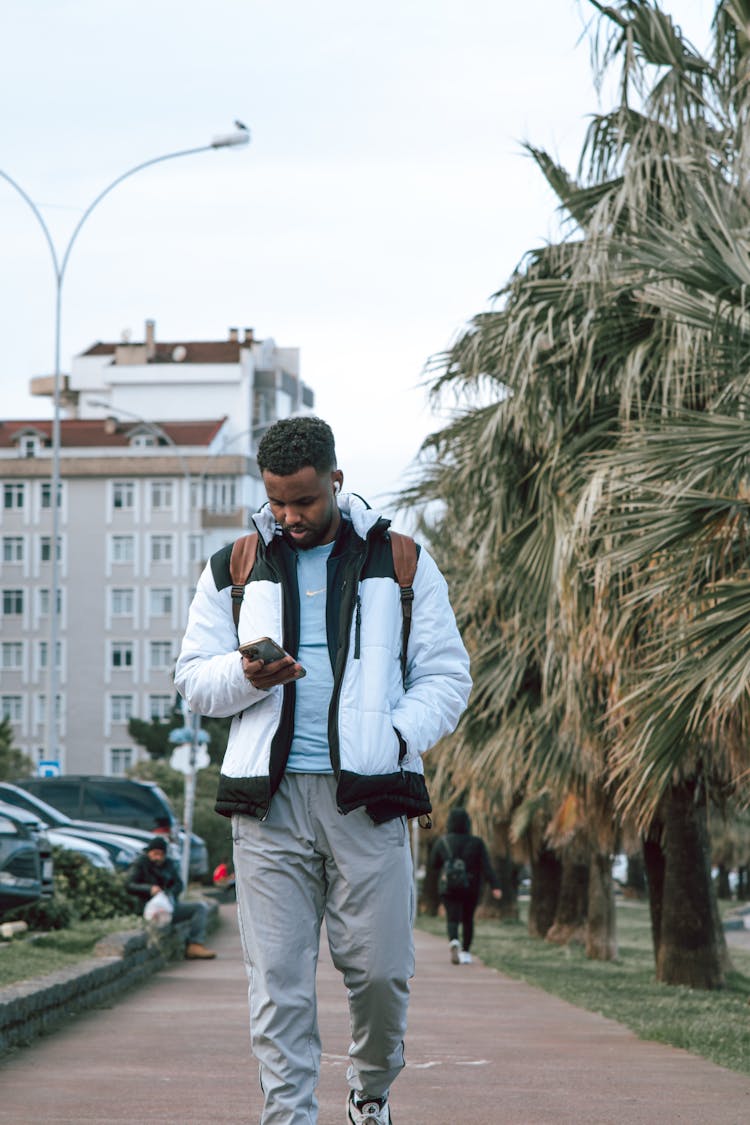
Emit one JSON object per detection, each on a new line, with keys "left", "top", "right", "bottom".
{"left": 1, "top": 904, "right": 749, "bottom": 1124}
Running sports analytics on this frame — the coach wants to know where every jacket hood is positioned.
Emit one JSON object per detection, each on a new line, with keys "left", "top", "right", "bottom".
{"left": 447, "top": 807, "right": 471, "bottom": 835}
{"left": 251, "top": 490, "right": 387, "bottom": 545}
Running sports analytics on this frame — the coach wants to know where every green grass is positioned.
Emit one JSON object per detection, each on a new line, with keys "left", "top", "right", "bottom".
{"left": 418, "top": 899, "right": 750, "bottom": 1077}
{"left": 0, "top": 915, "right": 140, "bottom": 988}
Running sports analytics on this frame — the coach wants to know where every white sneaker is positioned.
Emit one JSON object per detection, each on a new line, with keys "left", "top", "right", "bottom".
{"left": 347, "top": 1091, "right": 392, "bottom": 1123}
{"left": 459, "top": 950, "right": 472, "bottom": 964}
{"left": 449, "top": 938, "right": 461, "bottom": 964}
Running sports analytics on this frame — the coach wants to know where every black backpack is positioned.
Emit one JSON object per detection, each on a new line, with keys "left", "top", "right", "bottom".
{"left": 438, "top": 838, "right": 470, "bottom": 897}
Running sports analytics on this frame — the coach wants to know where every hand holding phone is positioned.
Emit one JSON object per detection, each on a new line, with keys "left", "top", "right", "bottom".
{"left": 239, "top": 637, "right": 291, "bottom": 664}
{"left": 239, "top": 636, "right": 306, "bottom": 686}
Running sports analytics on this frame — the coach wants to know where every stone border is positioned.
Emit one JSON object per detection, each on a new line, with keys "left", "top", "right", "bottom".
{"left": 0, "top": 902, "right": 217, "bottom": 1056}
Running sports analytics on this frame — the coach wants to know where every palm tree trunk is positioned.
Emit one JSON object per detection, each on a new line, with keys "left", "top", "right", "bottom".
{"left": 528, "top": 845, "right": 561, "bottom": 938}
{"left": 545, "top": 850, "right": 588, "bottom": 946}
{"left": 624, "top": 851, "right": 647, "bottom": 899}
{"left": 490, "top": 819, "right": 519, "bottom": 921}
{"left": 656, "top": 780, "right": 726, "bottom": 989}
{"left": 642, "top": 826, "right": 665, "bottom": 957}
{"left": 585, "top": 851, "right": 617, "bottom": 960}
{"left": 716, "top": 865, "right": 732, "bottom": 899}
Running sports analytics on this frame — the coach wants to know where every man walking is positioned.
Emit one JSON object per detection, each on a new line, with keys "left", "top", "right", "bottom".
{"left": 175, "top": 416, "right": 471, "bottom": 1124}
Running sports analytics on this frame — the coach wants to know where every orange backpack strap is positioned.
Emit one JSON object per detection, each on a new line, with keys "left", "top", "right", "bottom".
{"left": 229, "top": 532, "right": 259, "bottom": 632}
{"left": 389, "top": 531, "right": 418, "bottom": 683}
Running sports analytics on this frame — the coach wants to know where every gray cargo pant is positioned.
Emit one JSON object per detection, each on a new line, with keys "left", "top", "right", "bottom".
{"left": 232, "top": 773, "right": 415, "bottom": 1125}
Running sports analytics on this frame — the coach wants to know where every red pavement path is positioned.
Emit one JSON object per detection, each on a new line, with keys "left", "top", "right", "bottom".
{"left": 1, "top": 903, "right": 749, "bottom": 1124}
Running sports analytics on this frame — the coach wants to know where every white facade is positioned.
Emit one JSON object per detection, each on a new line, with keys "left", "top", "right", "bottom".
{"left": 0, "top": 322, "right": 314, "bottom": 775}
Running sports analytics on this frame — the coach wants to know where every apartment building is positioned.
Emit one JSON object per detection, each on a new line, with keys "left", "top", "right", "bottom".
{"left": 0, "top": 321, "right": 314, "bottom": 775}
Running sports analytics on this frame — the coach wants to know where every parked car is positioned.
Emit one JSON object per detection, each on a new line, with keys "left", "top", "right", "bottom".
{"left": 13, "top": 776, "right": 209, "bottom": 879}
{"left": 0, "top": 783, "right": 143, "bottom": 871}
{"left": 0, "top": 800, "right": 54, "bottom": 917}
{"left": 17, "top": 775, "right": 177, "bottom": 831}
{"left": 46, "top": 830, "right": 115, "bottom": 871}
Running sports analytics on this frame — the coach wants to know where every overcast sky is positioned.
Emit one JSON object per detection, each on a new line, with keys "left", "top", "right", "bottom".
{"left": 0, "top": 0, "right": 714, "bottom": 507}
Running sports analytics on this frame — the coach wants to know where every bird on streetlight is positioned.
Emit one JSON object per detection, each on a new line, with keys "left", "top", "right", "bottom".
{"left": 234, "top": 119, "right": 250, "bottom": 133}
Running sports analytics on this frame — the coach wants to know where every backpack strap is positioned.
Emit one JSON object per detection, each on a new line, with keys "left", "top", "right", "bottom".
{"left": 389, "top": 531, "right": 417, "bottom": 685}
{"left": 229, "top": 533, "right": 259, "bottom": 633}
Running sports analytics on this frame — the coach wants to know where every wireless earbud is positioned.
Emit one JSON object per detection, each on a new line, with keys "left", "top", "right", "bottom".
{"left": 333, "top": 482, "right": 341, "bottom": 495}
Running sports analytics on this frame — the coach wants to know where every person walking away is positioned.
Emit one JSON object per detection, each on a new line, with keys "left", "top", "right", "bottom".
{"left": 430, "top": 807, "right": 501, "bottom": 964}
{"left": 126, "top": 837, "right": 216, "bottom": 959}
{"left": 175, "top": 415, "right": 472, "bottom": 1125}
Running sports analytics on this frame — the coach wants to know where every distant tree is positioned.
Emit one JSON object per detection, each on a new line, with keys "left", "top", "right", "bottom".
{"left": 0, "top": 717, "right": 33, "bottom": 780}
{"left": 127, "top": 717, "right": 176, "bottom": 760}
{"left": 128, "top": 713, "right": 231, "bottom": 765}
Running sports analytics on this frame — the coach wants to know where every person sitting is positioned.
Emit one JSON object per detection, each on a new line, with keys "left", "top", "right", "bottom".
{"left": 126, "top": 837, "right": 217, "bottom": 960}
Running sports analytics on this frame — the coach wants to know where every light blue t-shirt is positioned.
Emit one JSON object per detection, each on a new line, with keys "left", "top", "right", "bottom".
{"left": 287, "top": 540, "right": 335, "bottom": 773}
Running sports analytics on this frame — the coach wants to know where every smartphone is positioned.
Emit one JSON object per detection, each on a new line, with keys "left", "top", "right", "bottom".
{"left": 239, "top": 636, "right": 306, "bottom": 676}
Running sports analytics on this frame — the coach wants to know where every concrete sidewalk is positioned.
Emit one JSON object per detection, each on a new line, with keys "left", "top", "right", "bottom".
{"left": 0, "top": 903, "right": 748, "bottom": 1124}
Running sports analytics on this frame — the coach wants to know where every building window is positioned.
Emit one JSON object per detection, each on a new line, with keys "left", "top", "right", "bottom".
{"left": 40, "top": 481, "right": 62, "bottom": 509}
{"left": 2, "top": 589, "right": 23, "bottom": 615}
{"left": 112, "top": 535, "right": 135, "bottom": 564}
{"left": 149, "top": 694, "right": 173, "bottom": 721}
{"left": 110, "top": 747, "right": 133, "bottom": 775}
{"left": 19, "top": 436, "right": 43, "bottom": 459}
{"left": 131, "top": 433, "right": 156, "bottom": 448}
{"left": 111, "top": 479, "right": 134, "bottom": 510}
{"left": 150, "top": 535, "right": 173, "bottom": 563}
{"left": 112, "top": 481, "right": 135, "bottom": 510}
{"left": 38, "top": 588, "right": 62, "bottom": 616}
{"left": 37, "top": 641, "right": 62, "bottom": 670}
{"left": 1, "top": 642, "right": 23, "bottom": 670}
{"left": 1, "top": 695, "right": 22, "bottom": 721}
{"left": 150, "top": 481, "right": 173, "bottom": 510}
{"left": 35, "top": 694, "right": 61, "bottom": 724}
{"left": 40, "top": 536, "right": 62, "bottom": 563}
{"left": 111, "top": 588, "right": 134, "bottom": 616}
{"left": 204, "top": 477, "right": 237, "bottom": 514}
{"left": 149, "top": 588, "right": 173, "bottom": 615}
{"left": 111, "top": 643, "right": 134, "bottom": 669}
{"left": 149, "top": 641, "right": 173, "bottom": 670}
{"left": 2, "top": 536, "right": 24, "bottom": 563}
{"left": 110, "top": 694, "right": 134, "bottom": 723}
{"left": 188, "top": 534, "right": 204, "bottom": 564}
{"left": 3, "top": 483, "right": 25, "bottom": 510}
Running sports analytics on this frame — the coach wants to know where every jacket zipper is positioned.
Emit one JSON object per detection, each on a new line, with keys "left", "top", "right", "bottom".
{"left": 354, "top": 594, "right": 362, "bottom": 659}
{"left": 329, "top": 550, "right": 367, "bottom": 783}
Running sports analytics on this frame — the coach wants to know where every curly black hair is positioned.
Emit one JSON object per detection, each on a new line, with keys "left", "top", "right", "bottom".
{"left": 257, "top": 415, "right": 337, "bottom": 476}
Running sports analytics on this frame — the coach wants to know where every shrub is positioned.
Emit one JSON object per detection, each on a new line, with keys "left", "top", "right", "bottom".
{"left": 6, "top": 847, "right": 137, "bottom": 930}
{"left": 8, "top": 894, "right": 73, "bottom": 931}
{"left": 51, "top": 848, "right": 136, "bottom": 921}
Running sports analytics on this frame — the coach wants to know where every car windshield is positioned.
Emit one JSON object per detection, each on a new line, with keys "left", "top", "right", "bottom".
{"left": 0, "top": 785, "right": 72, "bottom": 827}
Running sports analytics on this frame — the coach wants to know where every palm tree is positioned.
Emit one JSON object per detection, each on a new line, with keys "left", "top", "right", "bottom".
{"left": 406, "top": 0, "right": 750, "bottom": 985}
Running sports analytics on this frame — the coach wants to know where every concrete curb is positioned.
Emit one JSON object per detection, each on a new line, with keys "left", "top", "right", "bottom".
{"left": 0, "top": 901, "right": 217, "bottom": 1056}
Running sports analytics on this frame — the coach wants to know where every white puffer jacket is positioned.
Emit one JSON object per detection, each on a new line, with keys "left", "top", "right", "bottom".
{"left": 175, "top": 493, "right": 471, "bottom": 823}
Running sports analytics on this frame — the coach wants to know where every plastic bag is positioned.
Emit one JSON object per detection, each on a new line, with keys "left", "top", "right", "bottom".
{"left": 143, "top": 890, "right": 174, "bottom": 923}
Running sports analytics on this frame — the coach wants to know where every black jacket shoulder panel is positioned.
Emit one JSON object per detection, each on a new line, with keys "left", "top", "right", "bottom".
{"left": 210, "top": 542, "right": 234, "bottom": 592}
{"left": 210, "top": 534, "right": 284, "bottom": 593}
{"left": 360, "top": 525, "right": 422, "bottom": 582}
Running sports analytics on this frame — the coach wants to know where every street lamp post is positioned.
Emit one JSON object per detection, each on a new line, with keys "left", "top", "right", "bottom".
{"left": 0, "top": 126, "right": 250, "bottom": 767}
